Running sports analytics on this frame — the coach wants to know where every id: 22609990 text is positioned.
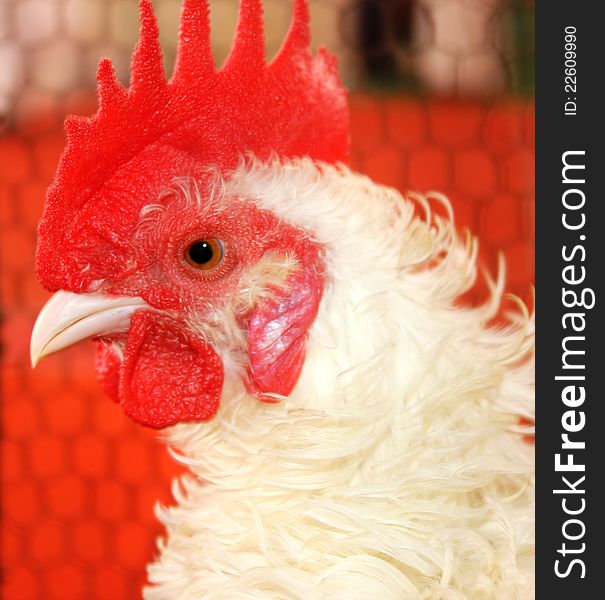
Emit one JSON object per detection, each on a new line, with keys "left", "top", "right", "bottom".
{"left": 564, "top": 26, "right": 578, "bottom": 116}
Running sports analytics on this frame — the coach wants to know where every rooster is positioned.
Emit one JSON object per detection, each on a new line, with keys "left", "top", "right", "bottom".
{"left": 30, "top": 0, "right": 534, "bottom": 598}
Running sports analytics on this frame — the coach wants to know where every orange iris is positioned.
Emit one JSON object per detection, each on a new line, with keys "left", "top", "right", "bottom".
{"left": 184, "top": 238, "right": 223, "bottom": 271}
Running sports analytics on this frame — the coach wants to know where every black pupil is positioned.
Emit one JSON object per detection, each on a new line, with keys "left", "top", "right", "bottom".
{"left": 188, "top": 241, "right": 214, "bottom": 265}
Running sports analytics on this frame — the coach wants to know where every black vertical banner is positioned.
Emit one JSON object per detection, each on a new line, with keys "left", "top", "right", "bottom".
{"left": 536, "top": 2, "right": 604, "bottom": 597}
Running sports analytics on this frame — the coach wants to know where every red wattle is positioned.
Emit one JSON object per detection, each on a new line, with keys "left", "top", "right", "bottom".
{"left": 95, "top": 341, "right": 122, "bottom": 403}
{"left": 115, "top": 311, "right": 223, "bottom": 428}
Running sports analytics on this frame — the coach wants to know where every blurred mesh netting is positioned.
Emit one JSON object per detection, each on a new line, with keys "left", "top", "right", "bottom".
{"left": 1, "top": 1, "right": 534, "bottom": 598}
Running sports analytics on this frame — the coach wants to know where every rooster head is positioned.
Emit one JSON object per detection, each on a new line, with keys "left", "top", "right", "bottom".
{"left": 30, "top": 0, "right": 349, "bottom": 428}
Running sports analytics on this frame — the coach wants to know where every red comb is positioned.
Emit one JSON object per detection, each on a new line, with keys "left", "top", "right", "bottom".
{"left": 36, "top": 0, "right": 349, "bottom": 292}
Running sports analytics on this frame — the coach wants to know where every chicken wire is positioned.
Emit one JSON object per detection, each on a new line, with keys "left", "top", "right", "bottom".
{"left": 0, "top": 0, "right": 534, "bottom": 122}
{"left": 1, "top": 1, "right": 534, "bottom": 598}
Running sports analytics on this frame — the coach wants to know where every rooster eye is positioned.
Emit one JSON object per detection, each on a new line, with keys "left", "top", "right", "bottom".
{"left": 184, "top": 238, "right": 223, "bottom": 270}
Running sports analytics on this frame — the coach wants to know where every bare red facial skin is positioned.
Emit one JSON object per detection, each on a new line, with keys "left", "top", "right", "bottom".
{"left": 84, "top": 196, "right": 325, "bottom": 428}
{"left": 103, "top": 198, "right": 278, "bottom": 311}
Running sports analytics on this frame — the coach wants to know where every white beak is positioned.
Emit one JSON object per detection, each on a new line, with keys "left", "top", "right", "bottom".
{"left": 30, "top": 290, "right": 149, "bottom": 367}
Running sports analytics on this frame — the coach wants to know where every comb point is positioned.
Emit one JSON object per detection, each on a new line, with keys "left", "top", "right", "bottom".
{"left": 97, "top": 58, "right": 126, "bottom": 108}
{"left": 131, "top": 0, "right": 166, "bottom": 92}
{"left": 275, "top": 0, "right": 311, "bottom": 63}
{"left": 172, "top": 0, "right": 214, "bottom": 84}
{"left": 224, "top": 0, "right": 265, "bottom": 70}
